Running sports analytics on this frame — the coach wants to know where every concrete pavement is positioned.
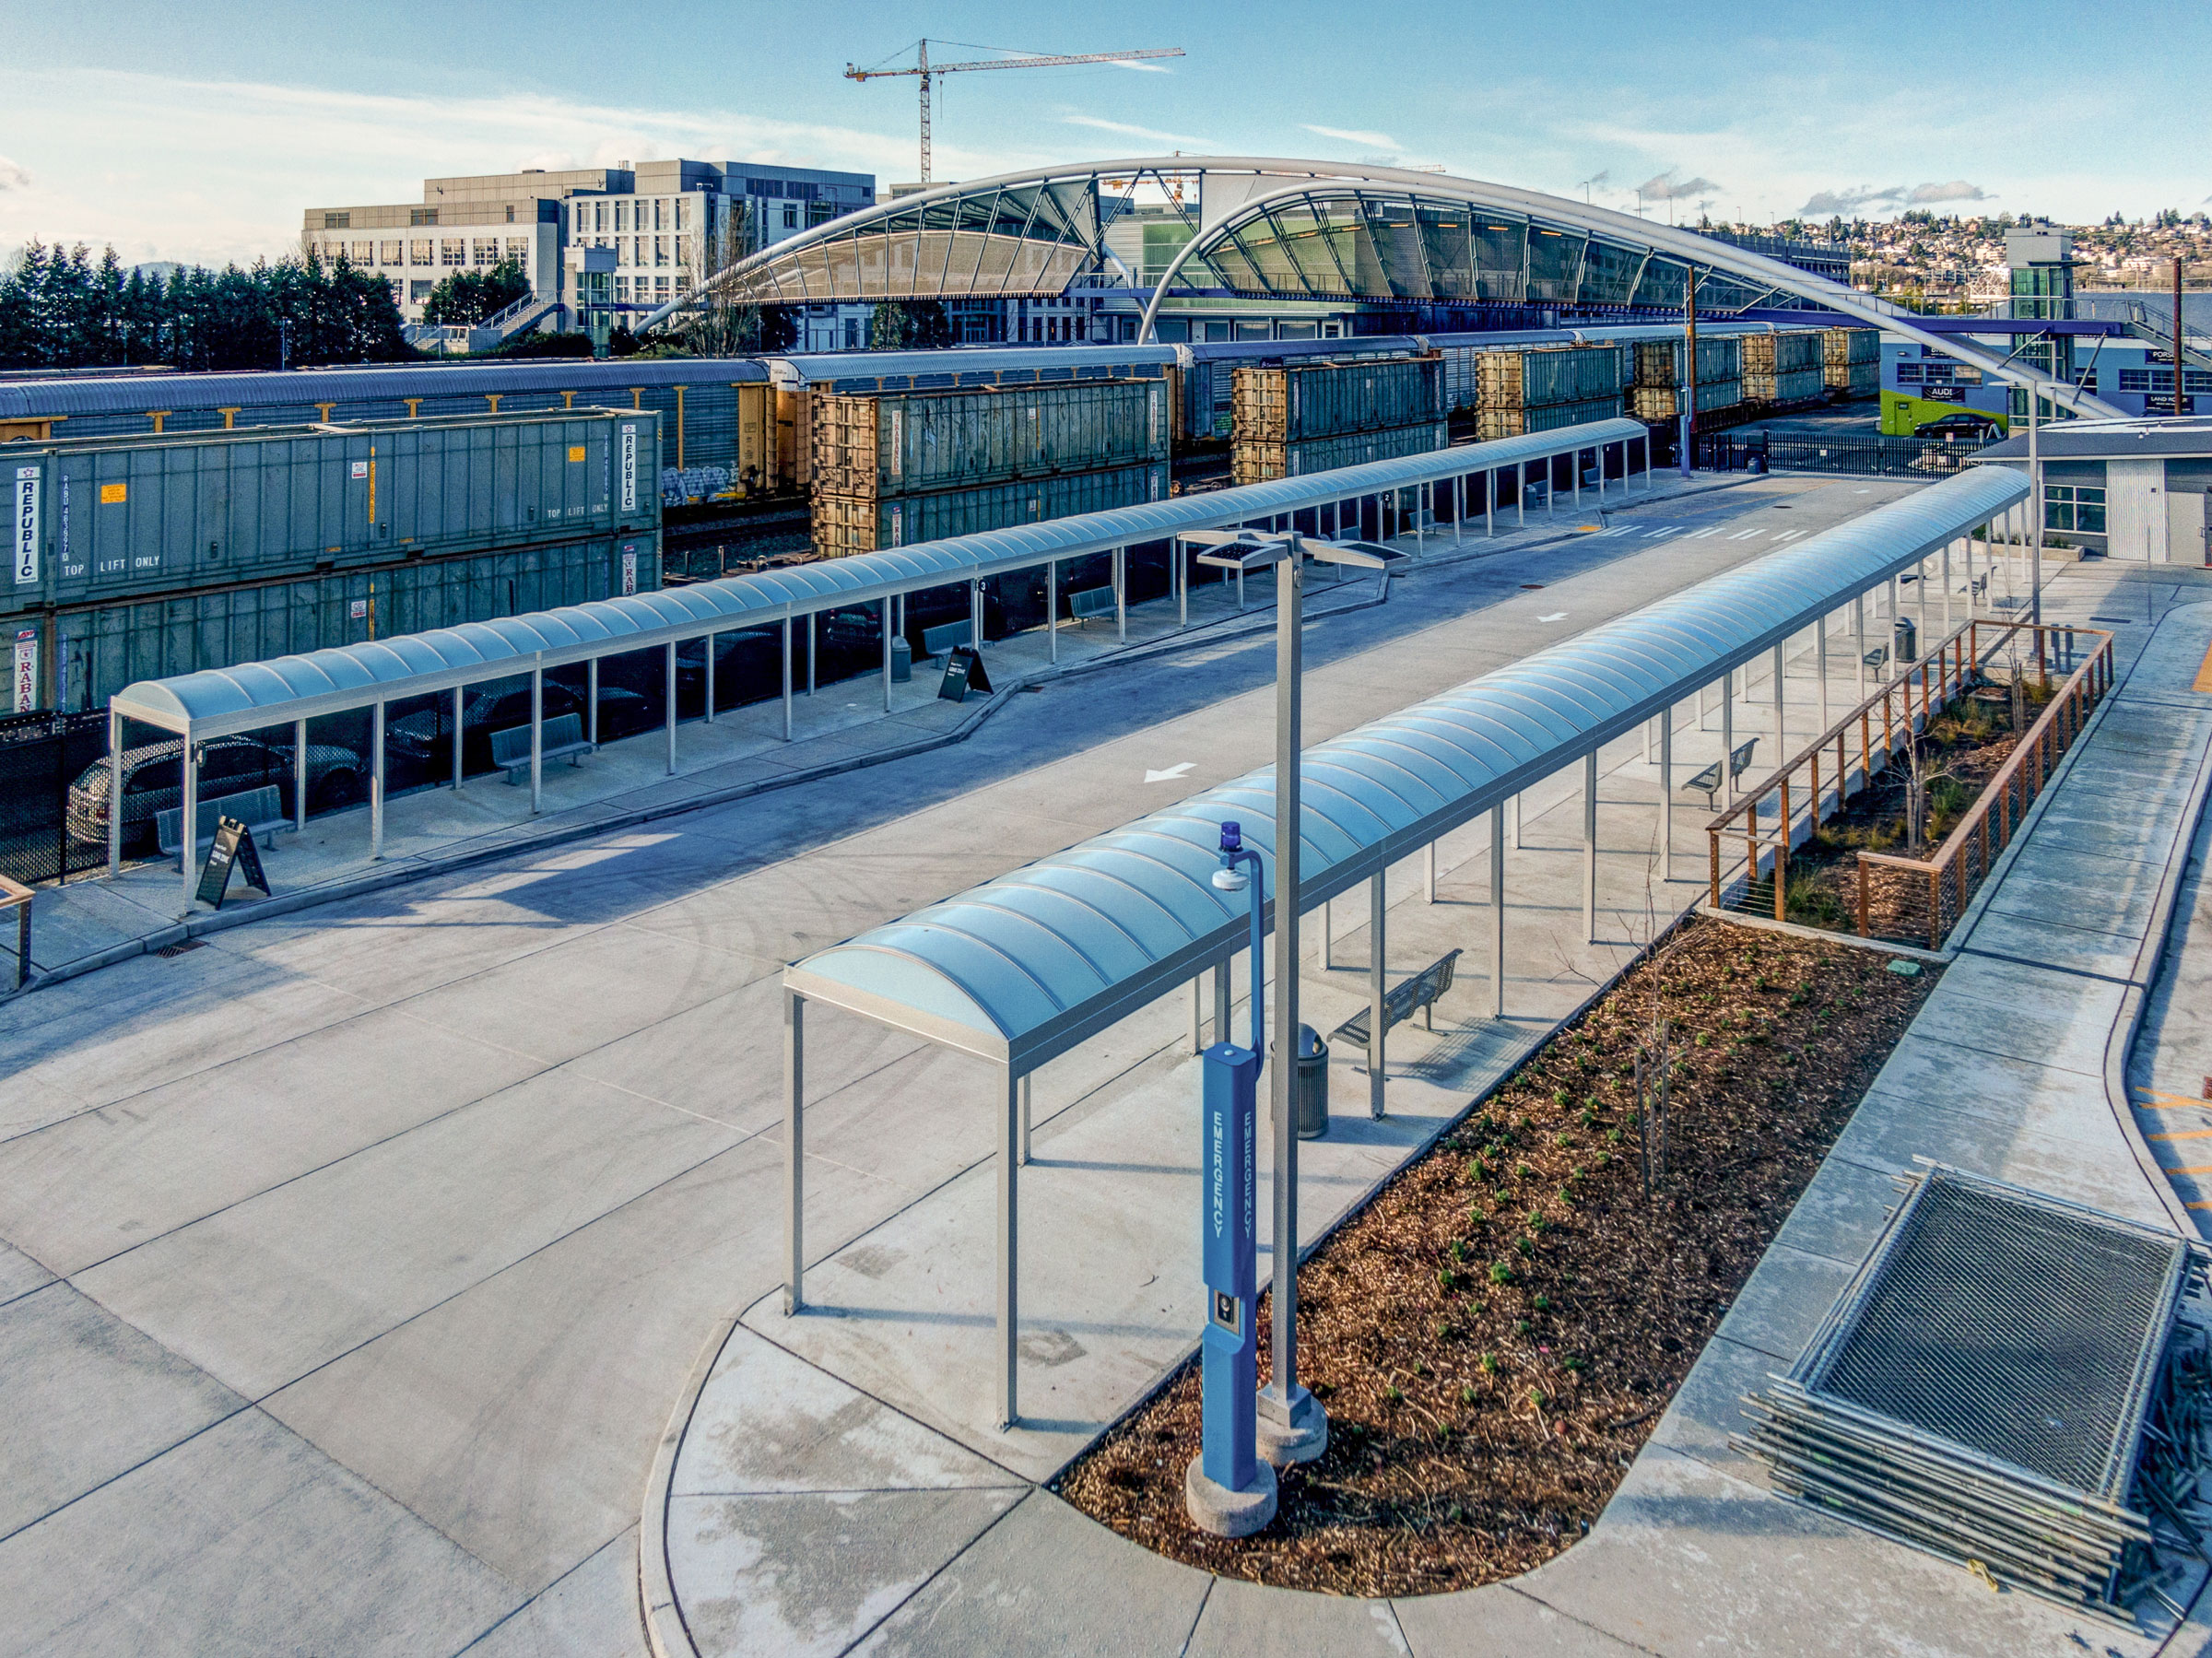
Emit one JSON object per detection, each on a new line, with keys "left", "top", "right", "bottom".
{"left": 0, "top": 472, "right": 1893, "bottom": 1656}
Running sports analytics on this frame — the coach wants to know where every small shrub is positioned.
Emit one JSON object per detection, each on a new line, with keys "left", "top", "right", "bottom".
{"left": 1488, "top": 1262, "right": 1514, "bottom": 1285}
{"left": 1480, "top": 1353, "right": 1499, "bottom": 1374}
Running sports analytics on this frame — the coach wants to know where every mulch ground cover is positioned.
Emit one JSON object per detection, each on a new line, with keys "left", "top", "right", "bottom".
{"left": 1054, "top": 914, "right": 1938, "bottom": 1597}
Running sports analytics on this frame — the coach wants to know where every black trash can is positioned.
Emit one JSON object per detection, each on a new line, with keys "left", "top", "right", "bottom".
{"left": 890, "top": 637, "right": 912, "bottom": 683}
{"left": 1893, "top": 616, "right": 1918, "bottom": 665}
{"left": 1270, "top": 1024, "right": 1329, "bottom": 1139}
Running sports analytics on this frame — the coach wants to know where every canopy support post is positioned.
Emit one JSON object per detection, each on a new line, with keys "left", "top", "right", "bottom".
{"left": 882, "top": 598, "right": 893, "bottom": 711}
{"left": 588, "top": 658, "right": 599, "bottom": 747}
{"left": 1368, "top": 870, "right": 1386, "bottom": 1119}
{"left": 107, "top": 710, "right": 123, "bottom": 877}
{"left": 298, "top": 717, "right": 312, "bottom": 829}
{"left": 1488, "top": 804, "right": 1506, "bottom": 1018}
{"left": 180, "top": 735, "right": 199, "bottom": 912}
{"left": 998, "top": 1063, "right": 1020, "bottom": 1430}
{"left": 782, "top": 617, "right": 793, "bottom": 742}
{"left": 369, "top": 701, "right": 384, "bottom": 861}
{"left": 1583, "top": 748, "right": 1599, "bottom": 944}
{"left": 705, "top": 630, "right": 717, "bottom": 723}
{"left": 1661, "top": 707, "right": 1676, "bottom": 882}
{"left": 1425, "top": 839, "right": 1437, "bottom": 903}
{"left": 1019, "top": 1074, "right": 1033, "bottom": 1166}
{"left": 530, "top": 666, "right": 545, "bottom": 813}
{"left": 665, "top": 641, "right": 678, "bottom": 775}
{"left": 1115, "top": 546, "right": 1126, "bottom": 644}
{"left": 783, "top": 990, "right": 804, "bottom": 1314}
{"left": 1049, "top": 560, "right": 1060, "bottom": 662}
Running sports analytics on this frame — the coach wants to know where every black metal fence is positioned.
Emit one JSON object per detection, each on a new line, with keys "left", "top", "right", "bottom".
{"left": 0, "top": 710, "right": 110, "bottom": 887}
{"left": 1699, "top": 429, "right": 1994, "bottom": 479}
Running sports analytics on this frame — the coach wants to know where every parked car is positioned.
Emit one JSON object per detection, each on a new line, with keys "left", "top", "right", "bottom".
{"left": 385, "top": 682, "right": 647, "bottom": 775}
{"left": 67, "top": 733, "right": 364, "bottom": 853}
{"left": 1913, "top": 413, "right": 2001, "bottom": 442}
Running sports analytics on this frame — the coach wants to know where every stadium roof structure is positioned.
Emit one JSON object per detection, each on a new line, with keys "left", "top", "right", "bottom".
{"left": 641, "top": 157, "right": 2119, "bottom": 420}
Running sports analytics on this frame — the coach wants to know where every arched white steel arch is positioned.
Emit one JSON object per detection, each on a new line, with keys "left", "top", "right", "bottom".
{"left": 641, "top": 155, "right": 2118, "bottom": 419}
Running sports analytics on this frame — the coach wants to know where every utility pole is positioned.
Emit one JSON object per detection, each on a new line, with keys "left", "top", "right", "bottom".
{"left": 2175, "top": 253, "right": 2188, "bottom": 418}
{"left": 847, "top": 40, "right": 1184, "bottom": 185}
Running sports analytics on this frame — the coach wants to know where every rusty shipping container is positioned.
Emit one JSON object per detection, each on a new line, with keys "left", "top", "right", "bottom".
{"left": 1740, "top": 330, "right": 1826, "bottom": 377}
{"left": 1230, "top": 356, "right": 1443, "bottom": 444}
{"left": 811, "top": 462, "right": 1170, "bottom": 558}
{"left": 1628, "top": 381, "right": 1744, "bottom": 423}
{"left": 1473, "top": 397, "right": 1624, "bottom": 441}
{"left": 809, "top": 380, "right": 1167, "bottom": 500}
{"left": 1743, "top": 367, "right": 1830, "bottom": 406}
{"left": 1631, "top": 336, "right": 1743, "bottom": 391}
{"left": 1821, "top": 327, "right": 1881, "bottom": 367}
{"left": 1474, "top": 346, "right": 1623, "bottom": 412}
{"left": 1230, "top": 421, "right": 1447, "bottom": 485}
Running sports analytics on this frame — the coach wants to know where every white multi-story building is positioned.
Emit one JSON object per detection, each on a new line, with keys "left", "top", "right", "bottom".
{"left": 301, "top": 159, "right": 876, "bottom": 344}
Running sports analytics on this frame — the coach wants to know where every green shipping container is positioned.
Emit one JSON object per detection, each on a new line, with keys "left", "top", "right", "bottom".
{"left": 45, "top": 532, "right": 658, "bottom": 713}
{"left": 811, "top": 380, "right": 1167, "bottom": 499}
{"left": 812, "top": 463, "right": 1170, "bottom": 557}
{"left": 1633, "top": 336, "right": 1743, "bottom": 390}
{"left": 5, "top": 409, "right": 660, "bottom": 617}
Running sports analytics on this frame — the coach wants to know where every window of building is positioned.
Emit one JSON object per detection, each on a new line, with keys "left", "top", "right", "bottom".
{"left": 348, "top": 241, "right": 371, "bottom": 264}
{"left": 409, "top": 207, "right": 438, "bottom": 227}
{"left": 675, "top": 196, "right": 689, "bottom": 230}
{"left": 410, "top": 280, "right": 434, "bottom": 302}
{"left": 654, "top": 236, "right": 669, "bottom": 266}
{"left": 380, "top": 240, "right": 402, "bottom": 265}
{"left": 409, "top": 240, "right": 434, "bottom": 265}
{"left": 2077, "top": 370, "right": 2099, "bottom": 394}
{"left": 2119, "top": 367, "right": 2212, "bottom": 394}
{"left": 505, "top": 238, "right": 529, "bottom": 265}
{"left": 322, "top": 210, "right": 350, "bottom": 229}
{"left": 808, "top": 200, "right": 835, "bottom": 228}
{"left": 655, "top": 276, "right": 671, "bottom": 300}
{"left": 653, "top": 198, "right": 666, "bottom": 230}
{"left": 782, "top": 203, "right": 799, "bottom": 230}
{"left": 504, "top": 204, "right": 515, "bottom": 223}
{"left": 441, "top": 239, "right": 465, "bottom": 265}
{"left": 615, "top": 202, "right": 629, "bottom": 231}
{"left": 2045, "top": 484, "right": 2107, "bottom": 535}
{"left": 615, "top": 276, "right": 629, "bottom": 302}
{"left": 594, "top": 204, "right": 606, "bottom": 232}
{"left": 473, "top": 239, "right": 500, "bottom": 265}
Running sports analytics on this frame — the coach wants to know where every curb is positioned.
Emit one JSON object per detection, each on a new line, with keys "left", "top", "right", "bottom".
{"left": 637, "top": 1312, "right": 738, "bottom": 1658}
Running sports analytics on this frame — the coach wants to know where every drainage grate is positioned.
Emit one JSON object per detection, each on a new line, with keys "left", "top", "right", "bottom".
{"left": 1739, "top": 1166, "right": 2208, "bottom": 1621}
{"left": 156, "top": 939, "right": 206, "bottom": 958}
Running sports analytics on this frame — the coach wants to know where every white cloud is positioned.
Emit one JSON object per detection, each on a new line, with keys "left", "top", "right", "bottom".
{"left": 1062, "top": 114, "right": 1214, "bottom": 150}
{"left": 0, "top": 66, "right": 1023, "bottom": 266}
{"left": 1105, "top": 58, "right": 1177, "bottom": 74}
{"left": 0, "top": 157, "right": 29, "bottom": 191}
{"left": 1639, "top": 171, "right": 1723, "bottom": 202}
{"left": 1301, "top": 123, "right": 1398, "bottom": 151}
{"left": 1907, "top": 180, "right": 1991, "bottom": 205}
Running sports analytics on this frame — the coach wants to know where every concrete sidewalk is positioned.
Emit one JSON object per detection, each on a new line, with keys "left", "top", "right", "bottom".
{"left": 647, "top": 572, "right": 2212, "bottom": 1657}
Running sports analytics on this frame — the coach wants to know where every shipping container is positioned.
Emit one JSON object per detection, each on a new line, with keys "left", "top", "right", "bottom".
{"left": 1473, "top": 397, "right": 1624, "bottom": 441}
{"left": 1825, "top": 359, "right": 1880, "bottom": 396}
{"left": 1230, "top": 421, "right": 1447, "bottom": 486}
{"left": 1628, "top": 382, "right": 1745, "bottom": 423}
{"left": 1231, "top": 356, "right": 1443, "bottom": 444}
{"left": 1821, "top": 327, "right": 1881, "bottom": 367}
{"left": 5, "top": 409, "right": 660, "bottom": 617}
{"left": 810, "top": 380, "right": 1168, "bottom": 500}
{"left": 1474, "top": 346, "right": 1623, "bottom": 412}
{"left": 811, "top": 462, "right": 1170, "bottom": 558}
{"left": 35, "top": 531, "right": 659, "bottom": 713}
{"left": 1739, "top": 331, "right": 1826, "bottom": 377}
{"left": 1632, "top": 336, "right": 1744, "bottom": 390}
{"left": 1744, "top": 367, "right": 1829, "bottom": 406}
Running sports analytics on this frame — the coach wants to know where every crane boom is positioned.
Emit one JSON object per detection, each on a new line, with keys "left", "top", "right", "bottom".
{"left": 844, "top": 41, "right": 1183, "bottom": 183}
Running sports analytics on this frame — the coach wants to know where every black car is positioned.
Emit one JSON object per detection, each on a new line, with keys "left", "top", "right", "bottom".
{"left": 385, "top": 682, "right": 649, "bottom": 776}
{"left": 68, "top": 733, "right": 364, "bottom": 853}
{"left": 1913, "top": 413, "right": 2002, "bottom": 442}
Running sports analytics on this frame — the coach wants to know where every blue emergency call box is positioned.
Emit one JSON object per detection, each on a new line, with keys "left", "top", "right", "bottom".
{"left": 1200, "top": 1038, "right": 1262, "bottom": 1493}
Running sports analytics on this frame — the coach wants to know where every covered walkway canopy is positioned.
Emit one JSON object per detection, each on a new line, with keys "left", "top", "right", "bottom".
{"left": 110, "top": 417, "right": 1657, "bottom": 908}
{"left": 777, "top": 463, "right": 2032, "bottom": 1426}
{"left": 644, "top": 156, "right": 2118, "bottom": 420}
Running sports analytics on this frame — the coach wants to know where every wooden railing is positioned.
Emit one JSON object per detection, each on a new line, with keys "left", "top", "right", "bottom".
{"left": 1704, "top": 617, "right": 2112, "bottom": 950}
{"left": 1855, "top": 629, "right": 2112, "bottom": 949}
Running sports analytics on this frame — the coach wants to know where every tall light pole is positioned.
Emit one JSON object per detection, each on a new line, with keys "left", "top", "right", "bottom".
{"left": 1188, "top": 527, "right": 1386, "bottom": 1467}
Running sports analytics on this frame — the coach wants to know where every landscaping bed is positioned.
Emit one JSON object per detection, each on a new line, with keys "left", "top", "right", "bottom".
{"left": 1054, "top": 915, "right": 1938, "bottom": 1597}
{"left": 1768, "top": 676, "right": 2050, "bottom": 937}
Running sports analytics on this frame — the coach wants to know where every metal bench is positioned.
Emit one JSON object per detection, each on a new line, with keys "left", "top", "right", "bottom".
{"left": 490, "top": 713, "right": 592, "bottom": 783}
{"left": 920, "top": 619, "right": 971, "bottom": 661}
{"left": 157, "top": 785, "right": 286, "bottom": 865}
{"left": 1331, "top": 948, "right": 1462, "bottom": 1049}
{"left": 1067, "top": 586, "right": 1116, "bottom": 627}
{"left": 1683, "top": 739, "right": 1759, "bottom": 809}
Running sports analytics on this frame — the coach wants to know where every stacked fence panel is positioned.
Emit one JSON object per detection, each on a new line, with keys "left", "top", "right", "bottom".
{"left": 808, "top": 381, "right": 1171, "bottom": 558}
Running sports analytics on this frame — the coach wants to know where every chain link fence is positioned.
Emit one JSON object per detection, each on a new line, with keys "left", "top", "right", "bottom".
{"left": 0, "top": 710, "right": 111, "bottom": 887}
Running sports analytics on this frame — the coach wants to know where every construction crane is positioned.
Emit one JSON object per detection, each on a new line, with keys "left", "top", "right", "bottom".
{"left": 846, "top": 40, "right": 1184, "bottom": 186}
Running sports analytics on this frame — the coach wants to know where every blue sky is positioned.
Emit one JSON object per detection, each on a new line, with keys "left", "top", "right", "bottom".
{"left": 2, "top": 0, "right": 2204, "bottom": 266}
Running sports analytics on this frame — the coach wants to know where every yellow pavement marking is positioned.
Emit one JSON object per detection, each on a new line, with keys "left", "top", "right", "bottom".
{"left": 1575, "top": 524, "right": 1601, "bottom": 533}
{"left": 2193, "top": 639, "right": 2212, "bottom": 694}
{"left": 2148, "top": 1128, "right": 2212, "bottom": 1141}
{"left": 2134, "top": 1088, "right": 2212, "bottom": 1109}
{"left": 2169, "top": 1166, "right": 2212, "bottom": 1176}
{"left": 2189, "top": 1201, "right": 2212, "bottom": 1211}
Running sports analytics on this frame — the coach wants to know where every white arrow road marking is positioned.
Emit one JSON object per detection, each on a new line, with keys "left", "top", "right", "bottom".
{"left": 1145, "top": 762, "right": 1195, "bottom": 782}
{"left": 1538, "top": 612, "right": 1568, "bottom": 622}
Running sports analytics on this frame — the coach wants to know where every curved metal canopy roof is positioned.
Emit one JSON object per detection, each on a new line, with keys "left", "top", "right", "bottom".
{"left": 646, "top": 156, "right": 2117, "bottom": 420}
{"left": 112, "top": 418, "right": 1651, "bottom": 737}
{"left": 785, "top": 463, "right": 2031, "bottom": 1073}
